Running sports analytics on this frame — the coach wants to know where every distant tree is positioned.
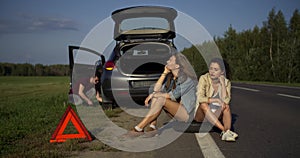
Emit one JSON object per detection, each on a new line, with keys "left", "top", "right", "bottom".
{"left": 35, "top": 64, "right": 44, "bottom": 76}
{"left": 288, "top": 9, "right": 300, "bottom": 83}
{"left": 0, "top": 64, "right": 3, "bottom": 76}
{"left": 48, "top": 64, "right": 69, "bottom": 76}
{"left": 274, "top": 10, "right": 288, "bottom": 82}
{"left": 181, "top": 45, "right": 207, "bottom": 77}
{"left": 4, "top": 63, "right": 14, "bottom": 76}
{"left": 219, "top": 25, "right": 241, "bottom": 80}
{"left": 262, "top": 9, "right": 288, "bottom": 82}
{"left": 213, "top": 8, "right": 299, "bottom": 83}
{"left": 264, "top": 8, "right": 277, "bottom": 80}
{"left": 0, "top": 63, "right": 69, "bottom": 76}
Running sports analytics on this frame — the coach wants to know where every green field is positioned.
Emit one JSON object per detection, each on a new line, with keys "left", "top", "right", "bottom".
{"left": 0, "top": 76, "right": 115, "bottom": 157}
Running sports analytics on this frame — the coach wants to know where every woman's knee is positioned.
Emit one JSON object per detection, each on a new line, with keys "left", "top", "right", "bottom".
{"left": 194, "top": 103, "right": 208, "bottom": 122}
{"left": 222, "top": 104, "right": 231, "bottom": 112}
{"left": 151, "top": 96, "right": 165, "bottom": 108}
{"left": 194, "top": 115, "right": 203, "bottom": 122}
{"left": 178, "top": 113, "right": 189, "bottom": 122}
{"left": 156, "top": 96, "right": 166, "bottom": 104}
{"left": 200, "top": 103, "right": 210, "bottom": 112}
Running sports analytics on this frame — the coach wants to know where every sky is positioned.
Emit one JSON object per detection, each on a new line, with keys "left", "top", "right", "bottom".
{"left": 0, "top": 0, "right": 299, "bottom": 65}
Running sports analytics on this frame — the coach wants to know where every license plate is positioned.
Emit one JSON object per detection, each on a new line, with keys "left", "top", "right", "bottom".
{"left": 131, "top": 80, "right": 156, "bottom": 88}
{"left": 133, "top": 50, "right": 148, "bottom": 56}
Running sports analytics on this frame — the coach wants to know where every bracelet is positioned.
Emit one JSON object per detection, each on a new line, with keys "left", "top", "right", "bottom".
{"left": 161, "top": 73, "right": 168, "bottom": 76}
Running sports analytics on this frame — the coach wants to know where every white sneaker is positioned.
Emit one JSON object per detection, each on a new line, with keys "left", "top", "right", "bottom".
{"left": 221, "top": 130, "right": 236, "bottom": 142}
{"left": 228, "top": 130, "right": 238, "bottom": 139}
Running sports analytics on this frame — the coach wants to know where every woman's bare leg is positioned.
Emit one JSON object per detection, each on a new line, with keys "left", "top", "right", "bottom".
{"left": 163, "top": 99, "right": 189, "bottom": 122}
{"left": 222, "top": 104, "right": 232, "bottom": 131}
{"left": 195, "top": 103, "right": 225, "bottom": 131}
{"left": 137, "top": 97, "right": 189, "bottom": 129}
{"left": 194, "top": 104, "right": 205, "bottom": 122}
{"left": 150, "top": 120, "right": 157, "bottom": 128}
{"left": 136, "top": 97, "right": 165, "bottom": 129}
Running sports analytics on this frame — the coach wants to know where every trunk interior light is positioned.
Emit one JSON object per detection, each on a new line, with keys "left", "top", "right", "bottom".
{"left": 105, "top": 61, "right": 115, "bottom": 71}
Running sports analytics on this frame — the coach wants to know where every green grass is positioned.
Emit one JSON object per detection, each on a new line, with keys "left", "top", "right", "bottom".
{"left": 0, "top": 77, "right": 70, "bottom": 157}
{"left": 0, "top": 76, "right": 117, "bottom": 157}
{"left": 104, "top": 108, "right": 123, "bottom": 118}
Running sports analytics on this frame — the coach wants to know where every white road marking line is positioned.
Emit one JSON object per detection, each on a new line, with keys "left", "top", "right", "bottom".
{"left": 195, "top": 133, "right": 225, "bottom": 158}
{"left": 277, "top": 93, "right": 300, "bottom": 99}
{"left": 232, "top": 86, "right": 260, "bottom": 92}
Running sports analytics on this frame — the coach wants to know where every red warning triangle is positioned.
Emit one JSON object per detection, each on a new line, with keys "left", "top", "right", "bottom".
{"left": 50, "top": 105, "right": 92, "bottom": 143}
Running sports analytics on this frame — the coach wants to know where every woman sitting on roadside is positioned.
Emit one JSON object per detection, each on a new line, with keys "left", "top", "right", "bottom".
{"left": 124, "top": 52, "right": 197, "bottom": 138}
{"left": 194, "top": 58, "right": 238, "bottom": 141}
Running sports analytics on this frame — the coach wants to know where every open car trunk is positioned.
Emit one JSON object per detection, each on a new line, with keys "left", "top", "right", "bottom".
{"left": 112, "top": 6, "right": 177, "bottom": 41}
{"left": 117, "top": 43, "right": 172, "bottom": 76}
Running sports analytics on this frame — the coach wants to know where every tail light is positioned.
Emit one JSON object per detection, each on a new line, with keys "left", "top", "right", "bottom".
{"left": 105, "top": 61, "right": 115, "bottom": 71}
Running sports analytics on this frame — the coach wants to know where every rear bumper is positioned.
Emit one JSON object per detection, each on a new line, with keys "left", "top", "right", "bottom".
{"left": 101, "top": 70, "right": 159, "bottom": 103}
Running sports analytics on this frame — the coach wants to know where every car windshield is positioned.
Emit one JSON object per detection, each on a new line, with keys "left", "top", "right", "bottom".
{"left": 120, "top": 17, "right": 169, "bottom": 32}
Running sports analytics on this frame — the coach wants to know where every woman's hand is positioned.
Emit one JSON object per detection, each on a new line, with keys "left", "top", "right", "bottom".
{"left": 219, "top": 75, "right": 225, "bottom": 86}
{"left": 164, "top": 65, "right": 171, "bottom": 74}
{"left": 217, "top": 98, "right": 226, "bottom": 110}
{"left": 153, "top": 92, "right": 167, "bottom": 98}
{"left": 144, "top": 93, "right": 154, "bottom": 107}
{"left": 87, "top": 100, "right": 93, "bottom": 106}
{"left": 209, "top": 98, "right": 225, "bottom": 110}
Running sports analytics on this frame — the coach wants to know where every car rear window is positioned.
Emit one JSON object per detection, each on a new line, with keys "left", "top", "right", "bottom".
{"left": 120, "top": 17, "right": 169, "bottom": 32}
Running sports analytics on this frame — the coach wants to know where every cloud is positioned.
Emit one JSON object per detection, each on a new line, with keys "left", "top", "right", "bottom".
{"left": 28, "top": 17, "right": 79, "bottom": 31}
{"left": 0, "top": 14, "right": 79, "bottom": 34}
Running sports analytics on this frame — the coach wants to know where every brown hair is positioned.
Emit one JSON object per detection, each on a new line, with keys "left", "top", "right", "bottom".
{"left": 165, "top": 53, "right": 197, "bottom": 90}
{"left": 175, "top": 53, "right": 197, "bottom": 80}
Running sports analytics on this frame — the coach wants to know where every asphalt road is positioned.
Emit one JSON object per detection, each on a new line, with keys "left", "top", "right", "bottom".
{"left": 157, "top": 82, "right": 300, "bottom": 158}
{"left": 78, "top": 82, "right": 300, "bottom": 158}
{"left": 217, "top": 82, "right": 300, "bottom": 158}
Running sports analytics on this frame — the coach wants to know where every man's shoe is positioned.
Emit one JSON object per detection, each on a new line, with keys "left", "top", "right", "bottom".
{"left": 221, "top": 130, "right": 236, "bottom": 142}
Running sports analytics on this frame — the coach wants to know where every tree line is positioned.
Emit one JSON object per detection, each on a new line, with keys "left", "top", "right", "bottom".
{"left": 0, "top": 63, "right": 69, "bottom": 76}
{"left": 1, "top": 8, "right": 299, "bottom": 83}
{"left": 183, "top": 8, "right": 300, "bottom": 83}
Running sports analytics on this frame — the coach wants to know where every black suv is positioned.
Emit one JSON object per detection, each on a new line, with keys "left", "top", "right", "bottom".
{"left": 69, "top": 6, "right": 178, "bottom": 107}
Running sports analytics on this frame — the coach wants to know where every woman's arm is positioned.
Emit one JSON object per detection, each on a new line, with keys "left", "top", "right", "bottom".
{"left": 96, "top": 91, "right": 102, "bottom": 102}
{"left": 145, "top": 66, "right": 170, "bottom": 106}
{"left": 197, "top": 75, "right": 210, "bottom": 103}
{"left": 153, "top": 66, "right": 170, "bottom": 92}
{"left": 219, "top": 75, "right": 231, "bottom": 104}
{"left": 153, "top": 92, "right": 170, "bottom": 99}
{"left": 219, "top": 75, "right": 227, "bottom": 101}
{"left": 78, "top": 84, "right": 93, "bottom": 105}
